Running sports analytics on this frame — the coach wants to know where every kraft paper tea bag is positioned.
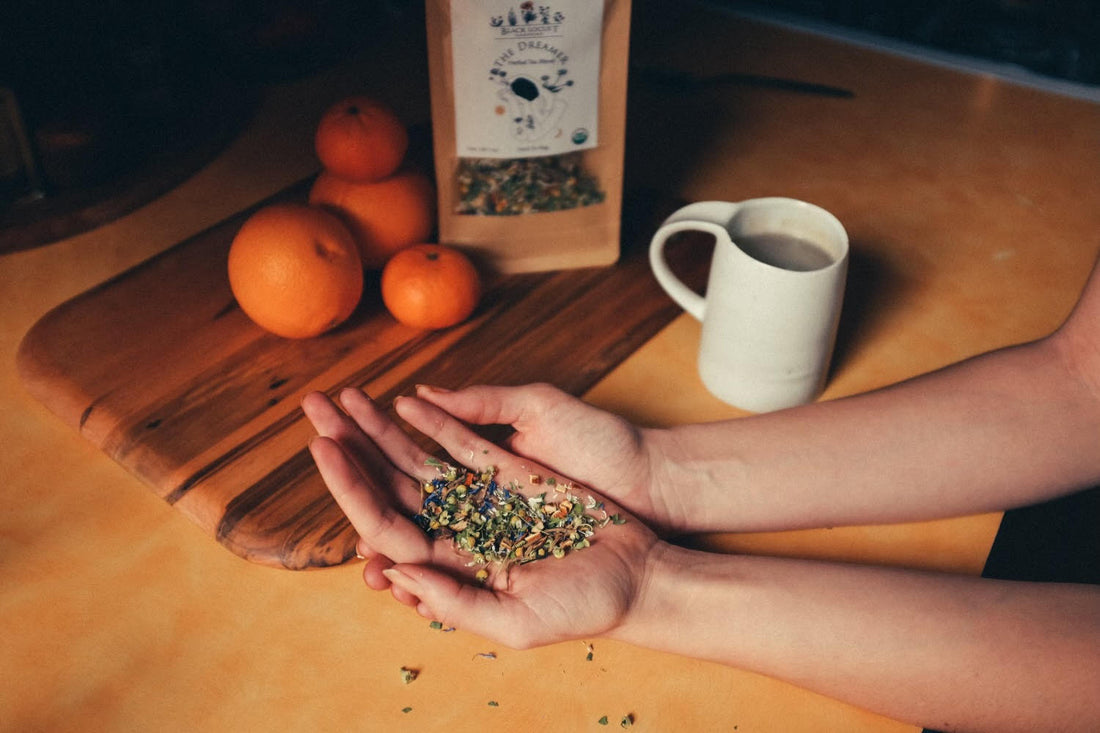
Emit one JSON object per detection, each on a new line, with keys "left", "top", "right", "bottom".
{"left": 426, "top": 0, "right": 631, "bottom": 273}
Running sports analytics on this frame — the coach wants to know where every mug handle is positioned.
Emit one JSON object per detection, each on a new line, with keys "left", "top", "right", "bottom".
{"left": 648, "top": 202, "right": 740, "bottom": 321}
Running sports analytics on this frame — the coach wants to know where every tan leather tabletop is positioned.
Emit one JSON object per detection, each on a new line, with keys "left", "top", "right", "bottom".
{"left": 3, "top": 5, "right": 1098, "bottom": 731}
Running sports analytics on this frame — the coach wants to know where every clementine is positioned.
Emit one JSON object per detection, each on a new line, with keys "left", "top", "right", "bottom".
{"left": 314, "top": 95, "right": 408, "bottom": 182}
{"left": 381, "top": 244, "right": 481, "bottom": 330}
{"left": 228, "top": 203, "right": 363, "bottom": 339}
{"left": 309, "top": 169, "right": 436, "bottom": 270}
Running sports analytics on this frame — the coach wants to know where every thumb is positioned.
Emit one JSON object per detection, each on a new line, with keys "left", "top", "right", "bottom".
{"left": 381, "top": 564, "right": 535, "bottom": 648}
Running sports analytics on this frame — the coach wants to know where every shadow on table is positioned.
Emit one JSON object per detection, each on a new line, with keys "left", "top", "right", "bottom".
{"left": 830, "top": 240, "right": 907, "bottom": 381}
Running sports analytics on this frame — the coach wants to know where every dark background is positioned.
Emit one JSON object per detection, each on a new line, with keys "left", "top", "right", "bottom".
{"left": 721, "top": 0, "right": 1100, "bottom": 85}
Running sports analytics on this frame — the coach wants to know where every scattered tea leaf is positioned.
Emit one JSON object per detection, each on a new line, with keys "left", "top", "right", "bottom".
{"left": 598, "top": 716, "right": 609, "bottom": 726}
{"left": 399, "top": 666, "right": 418, "bottom": 685}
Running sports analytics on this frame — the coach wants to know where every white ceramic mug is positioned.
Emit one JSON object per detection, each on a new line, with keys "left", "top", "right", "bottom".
{"left": 649, "top": 198, "right": 849, "bottom": 412}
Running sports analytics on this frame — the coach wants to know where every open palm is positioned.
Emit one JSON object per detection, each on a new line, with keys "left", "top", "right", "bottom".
{"left": 413, "top": 383, "right": 691, "bottom": 535}
{"left": 302, "top": 388, "right": 660, "bottom": 649}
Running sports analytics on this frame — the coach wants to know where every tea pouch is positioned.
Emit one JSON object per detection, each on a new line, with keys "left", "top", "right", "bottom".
{"left": 425, "top": 0, "right": 631, "bottom": 273}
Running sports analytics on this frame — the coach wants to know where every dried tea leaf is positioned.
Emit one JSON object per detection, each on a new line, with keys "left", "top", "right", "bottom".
{"left": 414, "top": 460, "right": 620, "bottom": 570}
{"left": 455, "top": 154, "right": 605, "bottom": 216}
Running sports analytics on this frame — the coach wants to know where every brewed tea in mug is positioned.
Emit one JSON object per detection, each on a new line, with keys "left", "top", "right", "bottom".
{"left": 734, "top": 232, "right": 835, "bottom": 272}
{"left": 649, "top": 198, "right": 849, "bottom": 412}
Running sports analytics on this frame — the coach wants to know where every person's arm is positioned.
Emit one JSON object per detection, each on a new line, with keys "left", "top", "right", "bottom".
{"left": 303, "top": 388, "right": 1100, "bottom": 733}
{"left": 655, "top": 257, "right": 1100, "bottom": 531}
{"left": 655, "top": 334, "right": 1098, "bottom": 531}
{"left": 607, "top": 544, "right": 1100, "bottom": 733}
{"left": 418, "top": 258, "right": 1100, "bottom": 533}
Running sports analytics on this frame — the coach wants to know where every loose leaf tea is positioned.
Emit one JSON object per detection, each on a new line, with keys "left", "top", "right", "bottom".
{"left": 426, "top": 0, "right": 631, "bottom": 273}
{"left": 414, "top": 461, "right": 621, "bottom": 569}
{"left": 456, "top": 153, "right": 605, "bottom": 215}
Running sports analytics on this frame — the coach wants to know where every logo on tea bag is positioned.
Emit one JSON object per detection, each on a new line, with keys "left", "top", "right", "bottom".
{"left": 490, "top": 2, "right": 565, "bottom": 33}
{"left": 450, "top": 0, "right": 600, "bottom": 158}
{"left": 489, "top": 65, "right": 572, "bottom": 142}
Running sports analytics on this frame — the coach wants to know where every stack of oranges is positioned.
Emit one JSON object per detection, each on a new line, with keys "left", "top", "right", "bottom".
{"left": 308, "top": 96, "right": 434, "bottom": 270}
{"left": 227, "top": 95, "right": 481, "bottom": 338}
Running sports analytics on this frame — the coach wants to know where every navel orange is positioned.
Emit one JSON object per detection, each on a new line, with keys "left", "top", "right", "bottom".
{"left": 314, "top": 95, "right": 408, "bottom": 182}
{"left": 381, "top": 244, "right": 481, "bottom": 330}
{"left": 308, "top": 169, "right": 436, "bottom": 270}
{"left": 228, "top": 203, "right": 363, "bottom": 339}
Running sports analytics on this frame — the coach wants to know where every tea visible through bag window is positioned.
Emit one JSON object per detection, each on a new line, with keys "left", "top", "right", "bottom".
{"left": 426, "top": 0, "right": 631, "bottom": 273}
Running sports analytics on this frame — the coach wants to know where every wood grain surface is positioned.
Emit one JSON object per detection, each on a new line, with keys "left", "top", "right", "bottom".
{"left": 16, "top": 183, "right": 702, "bottom": 569}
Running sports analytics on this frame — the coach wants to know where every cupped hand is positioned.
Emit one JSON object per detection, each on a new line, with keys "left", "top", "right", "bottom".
{"left": 301, "top": 387, "right": 660, "bottom": 649}
{"left": 412, "top": 383, "right": 690, "bottom": 535}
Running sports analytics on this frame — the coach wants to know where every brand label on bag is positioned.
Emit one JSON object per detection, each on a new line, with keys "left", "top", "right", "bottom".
{"left": 450, "top": 0, "right": 602, "bottom": 158}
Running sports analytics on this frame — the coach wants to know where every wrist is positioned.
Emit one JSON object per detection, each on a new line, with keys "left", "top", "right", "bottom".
{"left": 610, "top": 541, "right": 740, "bottom": 653}
{"left": 642, "top": 425, "right": 743, "bottom": 534}
{"left": 639, "top": 427, "right": 694, "bottom": 534}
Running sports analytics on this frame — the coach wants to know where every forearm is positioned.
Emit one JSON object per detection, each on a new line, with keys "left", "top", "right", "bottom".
{"left": 615, "top": 543, "right": 1100, "bottom": 733}
{"left": 653, "top": 334, "right": 1100, "bottom": 531}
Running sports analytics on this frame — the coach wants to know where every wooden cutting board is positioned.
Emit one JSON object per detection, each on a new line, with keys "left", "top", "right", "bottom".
{"left": 17, "top": 182, "right": 704, "bottom": 569}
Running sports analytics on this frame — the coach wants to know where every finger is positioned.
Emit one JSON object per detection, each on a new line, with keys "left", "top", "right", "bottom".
{"left": 358, "top": 551, "right": 423, "bottom": 607}
{"left": 362, "top": 554, "right": 395, "bottom": 590}
{"left": 355, "top": 538, "right": 378, "bottom": 560}
{"left": 338, "top": 388, "right": 436, "bottom": 481}
{"left": 415, "top": 383, "right": 556, "bottom": 429}
{"left": 308, "top": 436, "right": 433, "bottom": 564}
{"left": 301, "top": 391, "right": 412, "bottom": 495}
{"left": 394, "top": 395, "right": 523, "bottom": 474}
{"left": 415, "top": 384, "right": 580, "bottom": 469}
{"left": 382, "top": 564, "right": 538, "bottom": 648}
{"left": 389, "top": 584, "right": 421, "bottom": 608}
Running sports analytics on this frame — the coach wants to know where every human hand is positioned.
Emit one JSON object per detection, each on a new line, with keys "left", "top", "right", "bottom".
{"left": 301, "top": 387, "right": 660, "bottom": 649}
{"left": 413, "top": 383, "right": 691, "bottom": 535}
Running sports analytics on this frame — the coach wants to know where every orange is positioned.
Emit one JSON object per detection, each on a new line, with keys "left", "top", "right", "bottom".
{"left": 227, "top": 203, "right": 363, "bottom": 339}
{"left": 314, "top": 95, "right": 408, "bottom": 182}
{"left": 308, "top": 169, "right": 436, "bottom": 270}
{"left": 381, "top": 244, "right": 481, "bottom": 330}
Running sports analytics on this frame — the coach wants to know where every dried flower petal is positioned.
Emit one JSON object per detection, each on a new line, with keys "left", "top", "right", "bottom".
{"left": 455, "top": 153, "right": 605, "bottom": 216}
{"left": 414, "top": 459, "right": 618, "bottom": 569}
